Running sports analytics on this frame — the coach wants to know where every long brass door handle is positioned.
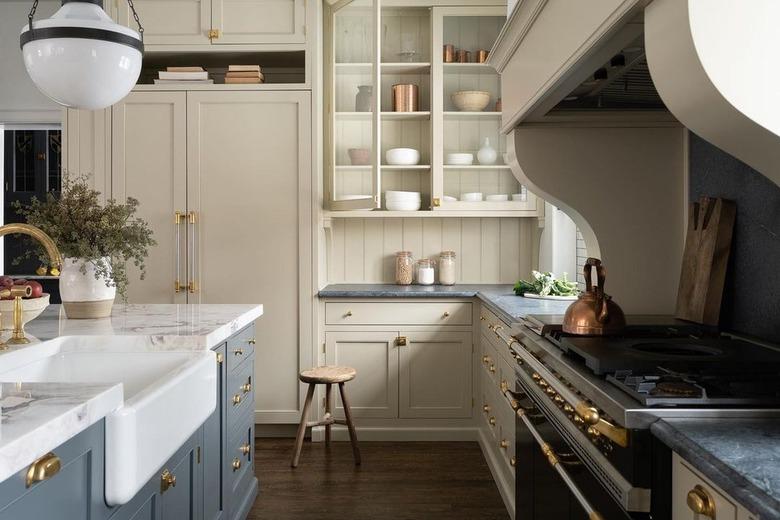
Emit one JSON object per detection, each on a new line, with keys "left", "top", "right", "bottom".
{"left": 25, "top": 452, "right": 60, "bottom": 488}
{"left": 188, "top": 211, "right": 197, "bottom": 294}
{"left": 174, "top": 211, "right": 183, "bottom": 293}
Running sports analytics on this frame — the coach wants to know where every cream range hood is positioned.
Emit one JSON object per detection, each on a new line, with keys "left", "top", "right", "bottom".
{"left": 488, "top": 0, "right": 779, "bottom": 314}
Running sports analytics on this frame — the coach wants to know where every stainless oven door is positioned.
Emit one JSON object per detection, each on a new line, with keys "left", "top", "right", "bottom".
{"left": 513, "top": 380, "right": 637, "bottom": 520}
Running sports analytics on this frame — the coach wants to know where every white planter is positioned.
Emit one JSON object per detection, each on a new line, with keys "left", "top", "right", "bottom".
{"left": 59, "top": 257, "right": 116, "bottom": 319}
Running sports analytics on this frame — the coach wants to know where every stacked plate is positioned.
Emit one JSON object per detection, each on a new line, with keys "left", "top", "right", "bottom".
{"left": 385, "top": 190, "right": 421, "bottom": 211}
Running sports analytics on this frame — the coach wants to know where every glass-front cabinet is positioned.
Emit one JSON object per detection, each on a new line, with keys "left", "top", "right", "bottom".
{"left": 325, "top": 1, "right": 540, "bottom": 216}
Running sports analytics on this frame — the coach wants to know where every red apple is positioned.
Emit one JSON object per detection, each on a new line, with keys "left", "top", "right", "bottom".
{"left": 26, "top": 281, "right": 43, "bottom": 299}
{"left": 0, "top": 276, "right": 13, "bottom": 288}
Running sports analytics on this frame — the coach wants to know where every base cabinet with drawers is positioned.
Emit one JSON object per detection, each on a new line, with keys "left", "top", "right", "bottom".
{"left": 321, "top": 300, "right": 475, "bottom": 437}
{"left": 0, "top": 326, "right": 257, "bottom": 520}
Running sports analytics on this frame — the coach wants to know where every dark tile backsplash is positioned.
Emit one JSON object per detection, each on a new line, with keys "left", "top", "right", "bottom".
{"left": 689, "top": 133, "right": 780, "bottom": 343}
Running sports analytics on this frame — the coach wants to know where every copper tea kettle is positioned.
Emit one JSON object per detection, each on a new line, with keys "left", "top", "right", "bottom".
{"left": 562, "top": 258, "right": 626, "bottom": 335}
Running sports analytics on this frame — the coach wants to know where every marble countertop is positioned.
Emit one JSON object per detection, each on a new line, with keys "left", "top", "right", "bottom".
{"left": 651, "top": 418, "right": 780, "bottom": 519}
{"left": 0, "top": 303, "right": 263, "bottom": 484}
{"left": 318, "top": 284, "right": 573, "bottom": 323}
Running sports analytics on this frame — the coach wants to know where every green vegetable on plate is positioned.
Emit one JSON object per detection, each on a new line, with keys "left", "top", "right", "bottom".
{"left": 514, "top": 271, "right": 579, "bottom": 297}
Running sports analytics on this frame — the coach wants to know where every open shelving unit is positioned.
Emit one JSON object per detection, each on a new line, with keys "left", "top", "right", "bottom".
{"left": 324, "top": 1, "right": 540, "bottom": 217}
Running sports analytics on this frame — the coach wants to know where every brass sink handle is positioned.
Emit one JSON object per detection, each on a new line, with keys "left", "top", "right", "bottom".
{"left": 686, "top": 485, "right": 716, "bottom": 517}
{"left": 25, "top": 452, "right": 60, "bottom": 488}
{"left": 160, "top": 469, "right": 176, "bottom": 493}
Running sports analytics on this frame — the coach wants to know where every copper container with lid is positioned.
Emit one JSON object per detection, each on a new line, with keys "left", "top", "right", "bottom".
{"left": 457, "top": 49, "right": 471, "bottom": 63}
{"left": 562, "top": 258, "right": 626, "bottom": 335}
{"left": 476, "top": 49, "right": 489, "bottom": 63}
{"left": 392, "top": 84, "right": 419, "bottom": 112}
{"left": 443, "top": 44, "right": 455, "bottom": 63}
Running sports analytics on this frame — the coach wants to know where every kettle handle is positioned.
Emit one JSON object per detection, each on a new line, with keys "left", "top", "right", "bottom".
{"left": 583, "top": 258, "right": 609, "bottom": 323}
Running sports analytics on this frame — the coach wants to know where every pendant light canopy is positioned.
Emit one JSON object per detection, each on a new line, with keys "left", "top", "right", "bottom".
{"left": 20, "top": 0, "right": 144, "bottom": 110}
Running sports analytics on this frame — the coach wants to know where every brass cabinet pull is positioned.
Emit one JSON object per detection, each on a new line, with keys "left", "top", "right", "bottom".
{"left": 442, "top": 311, "right": 450, "bottom": 318}
{"left": 232, "top": 394, "right": 242, "bottom": 405}
{"left": 344, "top": 310, "right": 353, "bottom": 317}
{"left": 216, "top": 352, "right": 224, "bottom": 364}
{"left": 482, "top": 404, "right": 490, "bottom": 413}
{"left": 187, "top": 211, "right": 197, "bottom": 294}
{"left": 239, "top": 443, "right": 251, "bottom": 456}
{"left": 208, "top": 29, "right": 220, "bottom": 39}
{"left": 488, "top": 416, "right": 496, "bottom": 426}
{"left": 174, "top": 211, "right": 183, "bottom": 293}
{"left": 432, "top": 197, "right": 441, "bottom": 207}
{"left": 686, "top": 485, "right": 716, "bottom": 517}
{"left": 232, "top": 458, "right": 242, "bottom": 471}
{"left": 510, "top": 456, "right": 516, "bottom": 467}
{"left": 247, "top": 338, "right": 256, "bottom": 345}
{"left": 396, "top": 336, "right": 408, "bottom": 346}
{"left": 241, "top": 381, "right": 252, "bottom": 393}
{"left": 489, "top": 364, "right": 496, "bottom": 374}
{"left": 481, "top": 355, "right": 490, "bottom": 364}
{"left": 160, "top": 469, "right": 176, "bottom": 493}
{"left": 499, "top": 439, "right": 508, "bottom": 450}
{"left": 233, "top": 348, "right": 244, "bottom": 356}
{"left": 25, "top": 452, "right": 60, "bottom": 488}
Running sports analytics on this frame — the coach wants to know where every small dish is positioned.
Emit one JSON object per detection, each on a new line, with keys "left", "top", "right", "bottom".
{"left": 386, "top": 199, "right": 422, "bottom": 211}
{"left": 445, "top": 153, "right": 474, "bottom": 165}
{"left": 486, "top": 194, "right": 509, "bottom": 202}
{"left": 512, "top": 192, "right": 527, "bottom": 201}
{"left": 443, "top": 195, "right": 458, "bottom": 202}
{"left": 461, "top": 192, "right": 483, "bottom": 202}
{"left": 386, "top": 148, "right": 420, "bottom": 166}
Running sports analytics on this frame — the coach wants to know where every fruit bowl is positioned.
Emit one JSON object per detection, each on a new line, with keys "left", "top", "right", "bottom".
{"left": 0, "top": 293, "right": 50, "bottom": 330}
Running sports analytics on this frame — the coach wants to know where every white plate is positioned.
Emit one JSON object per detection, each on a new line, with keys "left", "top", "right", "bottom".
{"left": 522, "top": 292, "right": 579, "bottom": 301}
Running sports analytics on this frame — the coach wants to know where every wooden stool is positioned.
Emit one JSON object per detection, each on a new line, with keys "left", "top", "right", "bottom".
{"left": 291, "top": 366, "right": 361, "bottom": 468}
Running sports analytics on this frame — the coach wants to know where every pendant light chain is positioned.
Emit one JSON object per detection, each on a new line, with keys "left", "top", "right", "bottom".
{"left": 126, "top": 0, "right": 144, "bottom": 42}
{"left": 27, "top": 0, "right": 39, "bottom": 32}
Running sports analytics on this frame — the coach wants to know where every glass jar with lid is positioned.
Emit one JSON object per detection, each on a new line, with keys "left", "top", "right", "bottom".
{"left": 395, "top": 251, "right": 414, "bottom": 285}
{"left": 439, "top": 251, "right": 456, "bottom": 285}
{"left": 416, "top": 258, "right": 435, "bottom": 286}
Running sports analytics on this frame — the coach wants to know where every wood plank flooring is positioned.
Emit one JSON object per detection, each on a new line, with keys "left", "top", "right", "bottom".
{"left": 249, "top": 439, "right": 510, "bottom": 520}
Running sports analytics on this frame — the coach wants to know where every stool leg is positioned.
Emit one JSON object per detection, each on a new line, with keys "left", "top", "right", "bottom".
{"left": 291, "top": 383, "right": 316, "bottom": 468}
{"left": 338, "top": 382, "right": 361, "bottom": 466}
{"left": 325, "top": 383, "right": 332, "bottom": 447}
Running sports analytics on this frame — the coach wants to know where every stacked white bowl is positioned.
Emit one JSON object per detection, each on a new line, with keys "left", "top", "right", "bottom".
{"left": 385, "top": 190, "right": 422, "bottom": 211}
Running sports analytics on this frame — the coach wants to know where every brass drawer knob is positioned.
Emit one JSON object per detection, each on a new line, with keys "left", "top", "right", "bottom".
{"left": 489, "top": 364, "right": 496, "bottom": 374}
{"left": 233, "top": 348, "right": 244, "bottom": 356}
{"left": 247, "top": 338, "right": 256, "bottom": 345}
{"left": 442, "top": 311, "right": 450, "bottom": 318}
{"left": 160, "top": 469, "right": 176, "bottom": 493}
{"left": 489, "top": 416, "right": 496, "bottom": 426}
{"left": 481, "top": 355, "right": 490, "bottom": 364}
{"left": 232, "top": 394, "right": 242, "bottom": 405}
{"left": 396, "top": 336, "right": 408, "bottom": 346}
{"left": 239, "top": 443, "right": 251, "bottom": 455}
{"left": 686, "top": 485, "right": 715, "bottom": 517}
{"left": 482, "top": 404, "right": 490, "bottom": 413}
{"left": 25, "top": 452, "right": 61, "bottom": 488}
{"left": 344, "top": 310, "right": 353, "bottom": 317}
{"left": 499, "top": 439, "right": 508, "bottom": 450}
{"left": 510, "top": 456, "right": 517, "bottom": 467}
{"left": 241, "top": 381, "right": 252, "bottom": 393}
{"left": 232, "top": 458, "right": 242, "bottom": 471}
{"left": 500, "top": 380, "right": 508, "bottom": 392}
{"left": 216, "top": 352, "right": 224, "bottom": 364}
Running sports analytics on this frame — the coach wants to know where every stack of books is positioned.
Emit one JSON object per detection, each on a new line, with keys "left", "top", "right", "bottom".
{"left": 154, "top": 67, "right": 213, "bottom": 85}
{"left": 225, "top": 65, "right": 264, "bottom": 84}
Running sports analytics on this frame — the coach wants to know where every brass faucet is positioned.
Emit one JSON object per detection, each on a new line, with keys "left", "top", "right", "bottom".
{"left": 0, "top": 224, "right": 62, "bottom": 347}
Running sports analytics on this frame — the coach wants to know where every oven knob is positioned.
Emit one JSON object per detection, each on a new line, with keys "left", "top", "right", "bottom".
{"left": 509, "top": 400, "right": 520, "bottom": 411}
{"left": 573, "top": 415, "right": 585, "bottom": 426}
{"left": 545, "top": 386, "right": 557, "bottom": 396}
{"left": 587, "top": 426, "right": 601, "bottom": 439}
{"left": 563, "top": 403, "right": 574, "bottom": 413}
{"left": 531, "top": 373, "right": 541, "bottom": 381}
{"left": 489, "top": 416, "right": 496, "bottom": 426}
{"left": 482, "top": 355, "right": 490, "bottom": 364}
{"left": 537, "top": 379, "right": 548, "bottom": 388}
{"left": 489, "top": 364, "right": 496, "bottom": 374}
{"left": 553, "top": 394, "right": 565, "bottom": 405}
{"left": 483, "top": 404, "right": 491, "bottom": 414}
{"left": 510, "top": 457, "right": 517, "bottom": 467}
{"left": 499, "top": 439, "right": 509, "bottom": 450}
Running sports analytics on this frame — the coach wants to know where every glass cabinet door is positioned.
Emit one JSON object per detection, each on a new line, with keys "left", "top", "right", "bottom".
{"left": 326, "top": 0, "right": 380, "bottom": 210}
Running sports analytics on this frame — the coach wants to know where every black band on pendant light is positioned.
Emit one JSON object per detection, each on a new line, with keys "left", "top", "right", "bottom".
{"left": 20, "top": 26, "right": 144, "bottom": 52}
{"left": 61, "top": 0, "right": 103, "bottom": 6}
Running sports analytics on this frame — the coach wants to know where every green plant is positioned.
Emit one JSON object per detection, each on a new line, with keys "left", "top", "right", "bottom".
{"left": 514, "top": 271, "right": 579, "bottom": 297}
{"left": 13, "top": 174, "right": 156, "bottom": 300}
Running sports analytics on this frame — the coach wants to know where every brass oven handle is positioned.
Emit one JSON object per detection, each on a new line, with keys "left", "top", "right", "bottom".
{"left": 174, "top": 211, "right": 183, "bottom": 293}
{"left": 188, "top": 211, "right": 197, "bottom": 293}
{"left": 25, "top": 452, "right": 60, "bottom": 488}
{"left": 516, "top": 408, "right": 604, "bottom": 520}
{"left": 686, "top": 485, "right": 715, "bottom": 517}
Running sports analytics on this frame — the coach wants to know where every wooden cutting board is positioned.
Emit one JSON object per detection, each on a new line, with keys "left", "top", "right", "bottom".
{"left": 675, "top": 197, "right": 736, "bottom": 325}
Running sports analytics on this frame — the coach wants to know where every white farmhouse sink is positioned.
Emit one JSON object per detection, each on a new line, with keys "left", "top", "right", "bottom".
{"left": 0, "top": 340, "right": 216, "bottom": 506}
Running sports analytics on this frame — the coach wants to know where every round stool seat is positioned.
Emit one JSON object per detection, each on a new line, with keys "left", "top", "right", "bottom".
{"left": 299, "top": 365, "right": 356, "bottom": 384}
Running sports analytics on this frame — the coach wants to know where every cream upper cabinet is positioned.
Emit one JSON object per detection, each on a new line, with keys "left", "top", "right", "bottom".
{"left": 213, "top": 0, "right": 306, "bottom": 44}
{"left": 62, "top": 108, "right": 111, "bottom": 201}
{"left": 116, "top": 0, "right": 305, "bottom": 46}
{"left": 111, "top": 91, "right": 188, "bottom": 304}
{"left": 116, "top": 0, "right": 212, "bottom": 45}
{"left": 399, "top": 330, "right": 472, "bottom": 418}
{"left": 186, "top": 90, "right": 312, "bottom": 424}
{"left": 325, "top": 331, "right": 400, "bottom": 419}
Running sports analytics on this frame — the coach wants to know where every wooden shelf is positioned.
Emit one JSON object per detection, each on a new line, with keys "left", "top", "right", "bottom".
{"left": 443, "top": 111, "right": 502, "bottom": 118}
{"left": 443, "top": 165, "right": 511, "bottom": 170}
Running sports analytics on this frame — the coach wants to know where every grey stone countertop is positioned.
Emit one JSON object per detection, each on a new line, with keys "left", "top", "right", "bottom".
{"left": 651, "top": 418, "right": 780, "bottom": 520}
{"left": 318, "top": 284, "right": 574, "bottom": 323}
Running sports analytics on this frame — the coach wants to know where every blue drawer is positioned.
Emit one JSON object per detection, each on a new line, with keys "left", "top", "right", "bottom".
{"left": 227, "top": 355, "right": 254, "bottom": 429}
{"left": 227, "top": 325, "right": 255, "bottom": 373}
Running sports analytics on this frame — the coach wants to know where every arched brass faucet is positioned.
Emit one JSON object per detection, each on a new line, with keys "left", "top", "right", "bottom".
{"left": 0, "top": 224, "right": 61, "bottom": 346}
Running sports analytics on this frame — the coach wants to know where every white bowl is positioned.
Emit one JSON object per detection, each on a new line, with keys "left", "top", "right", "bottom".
{"left": 461, "top": 192, "right": 483, "bottom": 202}
{"left": 338, "top": 194, "right": 372, "bottom": 201}
{"left": 386, "top": 148, "right": 420, "bottom": 166}
{"left": 0, "top": 293, "right": 50, "bottom": 330}
{"left": 385, "top": 190, "right": 421, "bottom": 200}
{"left": 445, "top": 153, "right": 474, "bottom": 165}
{"left": 386, "top": 199, "right": 422, "bottom": 211}
{"left": 443, "top": 195, "right": 458, "bottom": 202}
{"left": 486, "top": 194, "right": 509, "bottom": 202}
{"left": 451, "top": 90, "right": 491, "bottom": 112}
{"left": 512, "top": 193, "right": 527, "bottom": 201}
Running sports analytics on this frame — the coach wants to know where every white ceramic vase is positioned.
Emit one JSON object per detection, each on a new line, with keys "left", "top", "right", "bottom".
{"left": 59, "top": 257, "right": 116, "bottom": 319}
{"left": 477, "top": 137, "right": 497, "bottom": 165}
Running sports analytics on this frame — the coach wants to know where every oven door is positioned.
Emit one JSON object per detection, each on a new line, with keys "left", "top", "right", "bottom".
{"left": 514, "top": 379, "right": 637, "bottom": 520}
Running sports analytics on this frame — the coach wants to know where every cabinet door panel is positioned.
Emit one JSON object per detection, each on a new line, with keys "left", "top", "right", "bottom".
{"left": 213, "top": 0, "right": 305, "bottom": 44}
{"left": 187, "top": 91, "right": 312, "bottom": 424}
{"left": 112, "top": 91, "right": 187, "bottom": 304}
{"left": 325, "top": 331, "right": 399, "bottom": 418}
{"left": 117, "top": 0, "right": 212, "bottom": 45}
{"left": 204, "top": 345, "right": 226, "bottom": 520}
{"left": 63, "top": 108, "right": 111, "bottom": 201}
{"left": 399, "top": 330, "right": 472, "bottom": 418}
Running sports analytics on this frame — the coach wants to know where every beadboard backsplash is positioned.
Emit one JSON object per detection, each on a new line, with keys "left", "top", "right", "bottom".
{"left": 326, "top": 217, "right": 539, "bottom": 284}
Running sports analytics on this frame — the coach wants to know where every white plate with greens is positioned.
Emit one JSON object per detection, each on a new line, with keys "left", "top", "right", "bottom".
{"left": 514, "top": 271, "right": 579, "bottom": 300}
{"left": 521, "top": 292, "right": 578, "bottom": 301}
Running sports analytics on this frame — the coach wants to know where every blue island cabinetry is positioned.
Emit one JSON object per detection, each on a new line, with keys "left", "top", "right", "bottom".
{"left": 0, "top": 325, "right": 257, "bottom": 520}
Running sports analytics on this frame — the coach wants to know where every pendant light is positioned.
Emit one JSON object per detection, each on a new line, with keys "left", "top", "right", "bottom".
{"left": 20, "top": 0, "right": 145, "bottom": 110}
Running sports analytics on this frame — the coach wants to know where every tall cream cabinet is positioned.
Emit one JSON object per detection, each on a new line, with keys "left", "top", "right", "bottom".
{"left": 115, "top": 0, "right": 306, "bottom": 46}
{"left": 111, "top": 90, "right": 313, "bottom": 424}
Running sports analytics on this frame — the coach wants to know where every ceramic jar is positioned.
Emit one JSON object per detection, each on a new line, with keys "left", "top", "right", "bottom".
{"left": 477, "top": 138, "right": 497, "bottom": 165}
{"left": 438, "top": 251, "right": 456, "bottom": 285}
{"left": 59, "top": 257, "right": 116, "bottom": 318}
{"left": 355, "top": 85, "right": 373, "bottom": 112}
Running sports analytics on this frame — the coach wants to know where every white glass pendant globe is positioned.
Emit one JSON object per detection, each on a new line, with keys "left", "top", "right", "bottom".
{"left": 20, "top": 1, "right": 143, "bottom": 110}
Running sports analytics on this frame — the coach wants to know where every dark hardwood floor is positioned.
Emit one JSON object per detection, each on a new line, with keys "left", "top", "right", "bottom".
{"left": 249, "top": 439, "right": 510, "bottom": 520}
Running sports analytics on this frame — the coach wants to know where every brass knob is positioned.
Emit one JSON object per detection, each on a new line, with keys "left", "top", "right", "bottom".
{"left": 489, "top": 416, "right": 496, "bottom": 426}
{"left": 345, "top": 310, "right": 353, "bottom": 317}
{"left": 216, "top": 352, "right": 224, "bottom": 364}
{"left": 545, "top": 386, "right": 557, "bottom": 396}
{"left": 233, "top": 348, "right": 244, "bottom": 356}
{"left": 25, "top": 452, "right": 61, "bottom": 488}
{"left": 563, "top": 403, "right": 574, "bottom": 414}
{"left": 489, "top": 364, "right": 496, "bottom": 374}
{"left": 480, "top": 316, "right": 486, "bottom": 321}
{"left": 442, "top": 311, "right": 450, "bottom": 318}
{"left": 510, "top": 456, "right": 517, "bottom": 467}
{"left": 482, "top": 404, "right": 491, "bottom": 413}
{"left": 537, "top": 379, "right": 548, "bottom": 388}
{"left": 232, "top": 394, "right": 242, "bottom": 405}
{"left": 575, "top": 403, "right": 601, "bottom": 425}
{"left": 241, "top": 381, "right": 252, "bottom": 393}
{"left": 531, "top": 373, "right": 541, "bottom": 381}
{"left": 232, "top": 458, "right": 242, "bottom": 471}
{"left": 573, "top": 415, "right": 585, "bottom": 425}
{"left": 160, "top": 469, "right": 176, "bottom": 493}
{"left": 488, "top": 324, "right": 495, "bottom": 331}
{"left": 509, "top": 399, "right": 520, "bottom": 411}
{"left": 482, "top": 355, "right": 490, "bottom": 364}
{"left": 396, "top": 336, "right": 408, "bottom": 346}
{"left": 686, "top": 485, "right": 715, "bottom": 517}
{"left": 239, "top": 443, "right": 251, "bottom": 455}
{"left": 553, "top": 394, "right": 565, "bottom": 404}
{"left": 499, "top": 439, "right": 508, "bottom": 450}
{"left": 247, "top": 338, "right": 256, "bottom": 345}
{"left": 500, "top": 380, "right": 508, "bottom": 392}
{"left": 587, "top": 426, "right": 601, "bottom": 438}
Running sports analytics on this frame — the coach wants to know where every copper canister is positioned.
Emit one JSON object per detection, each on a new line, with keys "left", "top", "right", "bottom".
{"left": 443, "top": 44, "right": 455, "bottom": 63}
{"left": 457, "top": 49, "right": 471, "bottom": 63}
{"left": 392, "top": 84, "right": 419, "bottom": 112}
{"left": 476, "top": 49, "right": 489, "bottom": 63}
